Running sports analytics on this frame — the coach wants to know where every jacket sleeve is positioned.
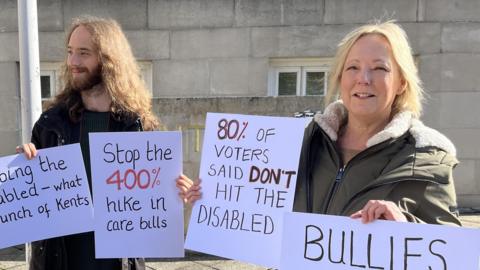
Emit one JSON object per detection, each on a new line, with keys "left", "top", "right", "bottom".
{"left": 30, "top": 122, "right": 43, "bottom": 149}
{"left": 393, "top": 150, "right": 462, "bottom": 226}
{"left": 396, "top": 181, "right": 462, "bottom": 226}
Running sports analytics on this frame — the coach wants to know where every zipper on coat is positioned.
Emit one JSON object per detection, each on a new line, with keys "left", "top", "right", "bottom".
{"left": 322, "top": 166, "right": 345, "bottom": 213}
{"left": 56, "top": 133, "right": 65, "bottom": 146}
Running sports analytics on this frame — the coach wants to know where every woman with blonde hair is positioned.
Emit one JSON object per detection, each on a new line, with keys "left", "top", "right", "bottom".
{"left": 294, "top": 21, "right": 461, "bottom": 226}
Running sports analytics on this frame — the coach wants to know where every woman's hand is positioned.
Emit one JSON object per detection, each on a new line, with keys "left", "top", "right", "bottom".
{"left": 15, "top": 143, "right": 38, "bottom": 160}
{"left": 350, "top": 200, "right": 407, "bottom": 223}
{"left": 176, "top": 174, "right": 201, "bottom": 205}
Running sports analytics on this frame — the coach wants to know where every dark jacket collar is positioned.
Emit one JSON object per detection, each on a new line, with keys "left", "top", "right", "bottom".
{"left": 314, "top": 100, "right": 457, "bottom": 157}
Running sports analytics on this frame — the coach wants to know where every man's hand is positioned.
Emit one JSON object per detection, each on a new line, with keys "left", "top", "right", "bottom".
{"left": 15, "top": 143, "right": 38, "bottom": 160}
{"left": 176, "top": 174, "right": 201, "bottom": 205}
{"left": 350, "top": 200, "right": 407, "bottom": 223}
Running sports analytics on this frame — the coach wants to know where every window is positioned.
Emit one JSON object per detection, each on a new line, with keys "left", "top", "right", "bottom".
{"left": 39, "top": 61, "right": 153, "bottom": 100}
{"left": 40, "top": 62, "right": 61, "bottom": 100}
{"left": 277, "top": 68, "right": 300, "bottom": 96}
{"left": 268, "top": 58, "right": 331, "bottom": 96}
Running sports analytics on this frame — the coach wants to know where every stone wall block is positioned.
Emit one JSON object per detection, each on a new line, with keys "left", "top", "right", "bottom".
{"left": 0, "top": 33, "right": 18, "bottom": 61}
{"left": 0, "top": 62, "right": 19, "bottom": 132}
{"left": 152, "top": 98, "right": 216, "bottom": 125}
{"left": 63, "top": 0, "right": 147, "bottom": 30}
{"left": 38, "top": 0, "right": 63, "bottom": 31}
{"left": 422, "top": 92, "right": 480, "bottom": 129}
{"left": 441, "top": 129, "right": 480, "bottom": 160}
{"left": 0, "top": 0, "right": 18, "bottom": 32}
{"left": 152, "top": 60, "right": 210, "bottom": 97}
{"left": 182, "top": 128, "right": 203, "bottom": 164}
{"left": 438, "top": 54, "right": 480, "bottom": 92}
{"left": 419, "top": 54, "right": 480, "bottom": 93}
{"left": 171, "top": 28, "right": 249, "bottom": 59}
{"left": 247, "top": 58, "right": 269, "bottom": 96}
{"left": 125, "top": 30, "right": 169, "bottom": 60}
{"left": 418, "top": 54, "right": 441, "bottom": 93}
{"left": 0, "top": 131, "right": 20, "bottom": 156}
{"left": 210, "top": 59, "right": 249, "bottom": 96}
{"left": 0, "top": 62, "right": 19, "bottom": 98}
{"left": 234, "top": 0, "right": 282, "bottom": 27}
{"left": 457, "top": 160, "right": 480, "bottom": 207}
{"left": 424, "top": 0, "right": 480, "bottom": 22}
{"left": 0, "top": 62, "right": 20, "bottom": 132}
{"left": 324, "top": 0, "right": 417, "bottom": 24}
{"left": 454, "top": 159, "right": 477, "bottom": 195}
{"left": 153, "top": 96, "right": 324, "bottom": 118}
{"left": 0, "top": 96, "right": 20, "bottom": 131}
{"left": 210, "top": 58, "right": 268, "bottom": 96}
{"left": 442, "top": 23, "right": 480, "bottom": 53}
{"left": 148, "top": 0, "right": 234, "bottom": 29}
{"left": 214, "top": 96, "right": 324, "bottom": 116}
{"left": 251, "top": 25, "right": 352, "bottom": 58}
{"left": 39, "top": 31, "right": 65, "bottom": 61}
{"left": 284, "top": 0, "right": 324, "bottom": 26}
{"left": 235, "top": 0, "right": 323, "bottom": 27}
{"left": 0, "top": 0, "right": 63, "bottom": 31}
{"left": 401, "top": 23, "right": 441, "bottom": 54}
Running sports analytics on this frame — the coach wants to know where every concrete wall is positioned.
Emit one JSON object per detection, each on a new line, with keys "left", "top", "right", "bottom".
{"left": 0, "top": 0, "right": 479, "bottom": 207}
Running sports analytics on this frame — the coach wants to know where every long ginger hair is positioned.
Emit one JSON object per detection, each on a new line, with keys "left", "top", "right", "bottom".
{"left": 49, "top": 16, "right": 159, "bottom": 130}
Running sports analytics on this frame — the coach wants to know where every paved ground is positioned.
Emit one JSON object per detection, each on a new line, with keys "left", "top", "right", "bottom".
{"left": 1, "top": 214, "right": 479, "bottom": 270}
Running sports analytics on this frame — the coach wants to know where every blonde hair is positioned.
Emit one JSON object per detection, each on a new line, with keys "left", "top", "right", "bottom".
{"left": 326, "top": 20, "right": 424, "bottom": 118}
{"left": 50, "top": 16, "right": 159, "bottom": 130}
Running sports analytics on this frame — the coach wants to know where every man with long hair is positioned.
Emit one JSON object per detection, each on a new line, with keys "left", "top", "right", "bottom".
{"left": 16, "top": 16, "right": 200, "bottom": 270}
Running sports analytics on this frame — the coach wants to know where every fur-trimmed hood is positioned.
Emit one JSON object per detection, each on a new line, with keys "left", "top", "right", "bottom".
{"left": 314, "top": 100, "right": 457, "bottom": 157}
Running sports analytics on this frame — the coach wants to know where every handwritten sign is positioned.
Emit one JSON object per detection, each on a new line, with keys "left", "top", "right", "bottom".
{"left": 89, "top": 131, "right": 184, "bottom": 258}
{"left": 281, "top": 212, "right": 480, "bottom": 270}
{"left": 0, "top": 144, "right": 94, "bottom": 249}
{"left": 185, "top": 113, "right": 307, "bottom": 268}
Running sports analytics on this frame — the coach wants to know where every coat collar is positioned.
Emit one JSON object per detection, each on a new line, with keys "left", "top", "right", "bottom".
{"left": 314, "top": 100, "right": 457, "bottom": 157}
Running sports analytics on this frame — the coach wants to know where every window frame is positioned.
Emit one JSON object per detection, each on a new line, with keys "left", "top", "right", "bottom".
{"left": 275, "top": 67, "right": 301, "bottom": 96}
{"left": 40, "top": 62, "right": 62, "bottom": 100}
{"left": 268, "top": 58, "right": 332, "bottom": 97}
{"left": 301, "top": 67, "right": 328, "bottom": 96}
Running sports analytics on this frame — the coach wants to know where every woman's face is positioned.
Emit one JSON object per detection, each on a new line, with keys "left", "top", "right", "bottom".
{"left": 340, "top": 34, "right": 404, "bottom": 123}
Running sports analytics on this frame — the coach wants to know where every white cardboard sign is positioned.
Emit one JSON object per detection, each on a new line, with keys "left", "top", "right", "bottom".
{"left": 0, "top": 144, "right": 94, "bottom": 248}
{"left": 89, "top": 131, "right": 184, "bottom": 258}
{"left": 281, "top": 212, "right": 480, "bottom": 270}
{"left": 186, "top": 113, "right": 307, "bottom": 268}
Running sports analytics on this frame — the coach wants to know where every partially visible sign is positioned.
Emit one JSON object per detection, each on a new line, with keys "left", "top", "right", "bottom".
{"left": 90, "top": 131, "right": 183, "bottom": 258}
{"left": 186, "top": 113, "right": 307, "bottom": 268}
{"left": 281, "top": 212, "right": 480, "bottom": 270}
{"left": 0, "top": 144, "right": 94, "bottom": 249}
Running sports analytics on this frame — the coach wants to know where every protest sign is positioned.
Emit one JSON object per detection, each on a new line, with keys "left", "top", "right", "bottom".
{"left": 89, "top": 131, "right": 183, "bottom": 258}
{"left": 281, "top": 212, "right": 480, "bottom": 270}
{"left": 185, "top": 113, "right": 307, "bottom": 268}
{"left": 0, "top": 144, "right": 94, "bottom": 249}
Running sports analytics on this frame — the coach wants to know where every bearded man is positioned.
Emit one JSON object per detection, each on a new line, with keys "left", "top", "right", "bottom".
{"left": 16, "top": 16, "right": 200, "bottom": 270}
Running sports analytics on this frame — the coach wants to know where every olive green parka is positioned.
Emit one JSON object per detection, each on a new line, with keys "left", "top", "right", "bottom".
{"left": 293, "top": 101, "right": 462, "bottom": 226}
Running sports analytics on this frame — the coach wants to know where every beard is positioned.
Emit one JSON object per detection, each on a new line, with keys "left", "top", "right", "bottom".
{"left": 68, "top": 66, "right": 102, "bottom": 92}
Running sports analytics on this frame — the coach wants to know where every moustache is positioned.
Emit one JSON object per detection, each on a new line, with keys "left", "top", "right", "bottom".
{"left": 69, "top": 66, "right": 89, "bottom": 73}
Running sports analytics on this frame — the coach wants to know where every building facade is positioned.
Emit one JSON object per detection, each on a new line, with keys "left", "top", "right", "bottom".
{"left": 0, "top": 0, "right": 479, "bottom": 208}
